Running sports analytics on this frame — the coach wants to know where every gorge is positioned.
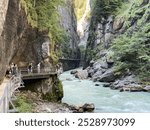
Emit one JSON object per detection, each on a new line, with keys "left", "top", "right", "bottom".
{"left": 0, "top": 0, "right": 150, "bottom": 113}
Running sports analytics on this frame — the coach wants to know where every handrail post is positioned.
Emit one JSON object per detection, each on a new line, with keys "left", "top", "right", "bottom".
{"left": 3, "top": 97, "right": 6, "bottom": 113}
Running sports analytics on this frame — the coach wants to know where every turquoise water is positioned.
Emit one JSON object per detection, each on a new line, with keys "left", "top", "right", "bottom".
{"left": 59, "top": 70, "right": 150, "bottom": 113}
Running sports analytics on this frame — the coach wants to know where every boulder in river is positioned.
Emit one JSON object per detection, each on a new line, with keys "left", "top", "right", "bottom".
{"left": 103, "top": 83, "right": 111, "bottom": 87}
{"left": 66, "top": 78, "right": 73, "bottom": 81}
{"left": 119, "top": 85, "right": 144, "bottom": 92}
{"left": 82, "top": 103, "right": 95, "bottom": 112}
{"left": 75, "top": 70, "right": 88, "bottom": 80}
{"left": 98, "top": 68, "right": 116, "bottom": 82}
{"left": 70, "top": 70, "right": 78, "bottom": 75}
{"left": 69, "top": 103, "right": 95, "bottom": 113}
{"left": 143, "top": 86, "right": 150, "bottom": 92}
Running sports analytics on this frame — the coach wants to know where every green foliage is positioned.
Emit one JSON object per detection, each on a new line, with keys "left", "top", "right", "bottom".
{"left": 14, "top": 96, "right": 33, "bottom": 113}
{"left": 111, "top": 0, "right": 150, "bottom": 81}
{"left": 20, "top": 0, "right": 69, "bottom": 63}
{"left": 116, "top": 2, "right": 132, "bottom": 17}
{"left": 112, "top": 22, "right": 150, "bottom": 81}
{"left": 57, "top": 80, "right": 63, "bottom": 99}
{"left": 92, "top": 0, "right": 124, "bottom": 21}
{"left": 21, "top": 0, "right": 38, "bottom": 27}
{"left": 79, "top": 45, "right": 86, "bottom": 56}
{"left": 42, "top": 79, "right": 63, "bottom": 102}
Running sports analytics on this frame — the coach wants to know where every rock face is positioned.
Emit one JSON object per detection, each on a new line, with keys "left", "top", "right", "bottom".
{"left": 57, "top": 0, "right": 81, "bottom": 71}
{"left": 0, "top": 0, "right": 63, "bottom": 101}
{"left": 0, "top": 0, "right": 10, "bottom": 82}
{"left": 58, "top": 0, "right": 80, "bottom": 59}
{"left": 83, "top": 0, "right": 150, "bottom": 91}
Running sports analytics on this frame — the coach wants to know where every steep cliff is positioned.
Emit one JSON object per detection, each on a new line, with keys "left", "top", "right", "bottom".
{"left": 58, "top": 0, "right": 80, "bottom": 59}
{"left": 84, "top": 0, "right": 150, "bottom": 91}
{"left": 0, "top": 0, "right": 79, "bottom": 101}
{"left": 0, "top": 0, "right": 9, "bottom": 82}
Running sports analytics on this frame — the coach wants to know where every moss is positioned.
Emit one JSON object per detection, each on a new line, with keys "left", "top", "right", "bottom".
{"left": 42, "top": 93, "right": 58, "bottom": 102}
{"left": 20, "top": 0, "right": 38, "bottom": 27}
{"left": 57, "top": 80, "right": 63, "bottom": 99}
{"left": 42, "top": 79, "right": 63, "bottom": 102}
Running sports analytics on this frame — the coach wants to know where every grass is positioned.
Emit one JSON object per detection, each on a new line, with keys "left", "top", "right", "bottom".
{"left": 14, "top": 95, "right": 33, "bottom": 113}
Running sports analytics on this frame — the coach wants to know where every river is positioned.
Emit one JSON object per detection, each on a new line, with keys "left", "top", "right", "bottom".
{"left": 59, "top": 70, "right": 150, "bottom": 113}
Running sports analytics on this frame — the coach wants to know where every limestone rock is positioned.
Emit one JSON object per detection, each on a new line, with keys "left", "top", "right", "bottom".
{"left": 82, "top": 103, "right": 95, "bottom": 112}
{"left": 143, "top": 86, "right": 150, "bottom": 92}
{"left": 42, "top": 40, "right": 50, "bottom": 59}
{"left": 113, "top": 17, "right": 124, "bottom": 31}
{"left": 69, "top": 103, "right": 95, "bottom": 113}
{"left": 120, "top": 85, "right": 143, "bottom": 92}
{"left": 75, "top": 70, "right": 88, "bottom": 80}
{"left": 98, "top": 69, "right": 116, "bottom": 82}
{"left": 58, "top": 0, "right": 80, "bottom": 60}
{"left": 92, "top": 70, "right": 103, "bottom": 81}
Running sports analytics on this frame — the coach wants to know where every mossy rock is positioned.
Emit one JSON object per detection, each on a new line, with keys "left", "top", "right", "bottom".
{"left": 42, "top": 79, "right": 63, "bottom": 102}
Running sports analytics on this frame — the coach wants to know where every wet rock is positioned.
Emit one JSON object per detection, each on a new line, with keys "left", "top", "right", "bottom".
{"left": 69, "top": 103, "right": 95, "bottom": 113}
{"left": 87, "top": 68, "right": 95, "bottom": 77}
{"left": 75, "top": 70, "right": 88, "bottom": 80}
{"left": 66, "top": 78, "right": 72, "bottom": 81}
{"left": 143, "top": 86, "right": 150, "bottom": 92}
{"left": 103, "top": 83, "right": 111, "bottom": 87}
{"left": 120, "top": 85, "right": 143, "bottom": 92}
{"left": 130, "top": 87, "right": 143, "bottom": 92}
{"left": 95, "top": 84, "right": 100, "bottom": 86}
{"left": 112, "top": 75, "right": 143, "bottom": 92}
{"left": 82, "top": 103, "right": 95, "bottom": 112}
{"left": 70, "top": 70, "right": 78, "bottom": 75}
{"left": 78, "top": 108, "right": 84, "bottom": 113}
{"left": 89, "top": 60, "right": 95, "bottom": 67}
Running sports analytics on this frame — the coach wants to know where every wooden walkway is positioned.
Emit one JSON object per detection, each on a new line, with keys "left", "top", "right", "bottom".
{"left": 20, "top": 69, "right": 57, "bottom": 80}
{"left": 0, "top": 69, "right": 57, "bottom": 113}
{"left": 22, "top": 72, "right": 57, "bottom": 80}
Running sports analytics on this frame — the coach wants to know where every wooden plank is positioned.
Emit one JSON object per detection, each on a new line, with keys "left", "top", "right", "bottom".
{"left": 21, "top": 73, "right": 57, "bottom": 80}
